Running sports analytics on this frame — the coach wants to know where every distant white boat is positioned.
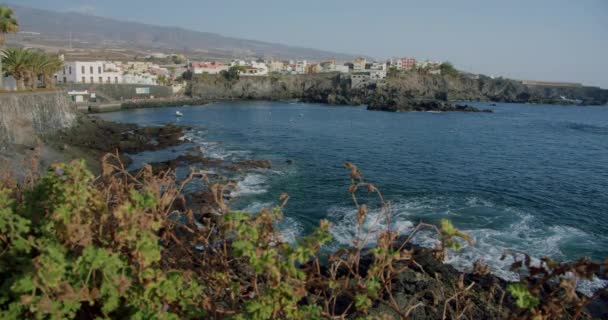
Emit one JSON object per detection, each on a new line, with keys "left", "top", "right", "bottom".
{"left": 175, "top": 111, "right": 183, "bottom": 117}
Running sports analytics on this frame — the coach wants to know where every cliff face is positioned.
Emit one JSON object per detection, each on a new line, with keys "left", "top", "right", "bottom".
{"left": 189, "top": 73, "right": 608, "bottom": 111}
{"left": 0, "top": 91, "right": 76, "bottom": 148}
{"left": 189, "top": 73, "right": 354, "bottom": 103}
{"left": 371, "top": 74, "right": 608, "bottom": 107}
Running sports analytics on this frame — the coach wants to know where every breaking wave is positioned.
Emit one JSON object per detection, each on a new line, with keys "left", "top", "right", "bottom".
{"left": 326, "top": 195, "right": 607, "bottom": 295}
{"left": 230, "top": 174, "right": 268, "bottom": 197}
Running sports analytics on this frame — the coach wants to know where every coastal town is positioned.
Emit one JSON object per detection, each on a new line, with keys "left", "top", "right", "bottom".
{"left": 2, "top": 53, "right": 448, "bottom": 91}
{"left": 0, "top": 48, "right": 593, "bottom": 108}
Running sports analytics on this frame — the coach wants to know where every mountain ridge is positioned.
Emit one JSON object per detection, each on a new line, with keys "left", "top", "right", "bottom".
{"left": 5, "top": 3, "right": 360, "bottom": 61}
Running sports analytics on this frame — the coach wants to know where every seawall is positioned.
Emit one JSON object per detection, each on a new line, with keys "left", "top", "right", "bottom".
{"left": 0, "top": 91, "right": 76, "bottom": 148}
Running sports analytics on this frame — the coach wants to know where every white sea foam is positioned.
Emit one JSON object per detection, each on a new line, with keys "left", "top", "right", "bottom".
{"left": 327, "top": 202, "right": 416, "bottom": 247}
{"left": 240, "top": 201, "right": 274, "bottom": 213}
{"left": 278, "top": 216, "right": 303, "bottom": 244}
{"left": 185, "top": 131, "right": 246, "bottom": 161}
{"left": 230, "top": 174, "right": 268, "bottom": 197}
{"left": 234, "top": 201, "right": 302, "bottom": 244}
{"left": 326, "top": 196, "right": 606, "bottom": 295}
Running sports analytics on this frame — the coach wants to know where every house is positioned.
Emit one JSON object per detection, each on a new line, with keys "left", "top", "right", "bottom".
{"left": 228, "top": 60, "right": 269, "bottom": 76}
{"left": 369, "top": 69, "right": 387, "bottom": 80}
{"left": 319, "top": 59, "right": 348, "bottom": 73}
{"left": 55, "top": 61, "right": 122, "bottom": 84}
{"left": 399, "top": 58, "right": 417, "bottom": 70}
{"left": 319, "top": 60, "right": 336, "bottom": 73}
{"left": 335, "top": 65, "right": 350, "bottom": 73}
{"left": 306, "top": 64, "right": 321, "bottom": 74}
{"left": 125, "top": 62, "right": 151, "bottom": 73}
{"left": 295, "top": 60, "right": 308, "bottom": 74}
{"left": 189, "top": 61, "right": 229, "bottom": 75}
{"left": 417, "top": 60, "right": 442, "bottom": 69}
{"left": 267, "top": 60, "right": 286, "bottom": 73}
{"left": 353, "top": 58, "right": 367, "bottom": 71}
{"left": 366, "top": 62, "right": 387, "bottom": 79}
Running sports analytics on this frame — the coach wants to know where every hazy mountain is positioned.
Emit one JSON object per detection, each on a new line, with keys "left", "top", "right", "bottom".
{"left": 8, "top": 4, "right": 358, "bottom": 60}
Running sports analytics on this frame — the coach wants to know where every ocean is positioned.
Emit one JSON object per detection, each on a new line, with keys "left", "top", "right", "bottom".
{"left": 97, "top": 101, "right": 608, "bottom": 291}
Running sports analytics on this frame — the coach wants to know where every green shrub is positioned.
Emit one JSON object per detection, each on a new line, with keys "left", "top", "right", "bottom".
{"left": 0, "top": 155, "right": 605, "bottom": 319}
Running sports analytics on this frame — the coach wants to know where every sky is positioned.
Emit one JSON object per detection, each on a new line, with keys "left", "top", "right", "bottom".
{"left": 8, "top": 0, "right": 608, "bottom": 88}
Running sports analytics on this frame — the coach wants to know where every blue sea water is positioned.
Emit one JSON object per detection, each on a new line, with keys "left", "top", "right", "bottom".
{"left": 97, "top": 101, "right": 608, "bottom": 284}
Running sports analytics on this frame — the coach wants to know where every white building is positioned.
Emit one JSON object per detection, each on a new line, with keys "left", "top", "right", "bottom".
{"left": 353, "top": 58, "right": 367, "bottom": 71}
{"left": 55, "top": 61, "right": 122, "bottom": 84}
{"left": 367, "top": 62, "right": 387, "bottom": 79}
{"left": 267, "top": 60, "right": 286, "bottom": 73}
{"left": 335, "top": 65, "right": 350, "bottom": 73}
{"left": 295, "top": 60, "right": 307, "bottom": 74}
{"left": 416, "top": 60, "right": 442, "bottom": 69}
{"left": 229, "top": 60, "right": 269, "bottom": 76}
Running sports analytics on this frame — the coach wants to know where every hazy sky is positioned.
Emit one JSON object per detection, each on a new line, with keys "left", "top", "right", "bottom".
{"left": 9, "top": 0, "right": 608, "bottom": 88}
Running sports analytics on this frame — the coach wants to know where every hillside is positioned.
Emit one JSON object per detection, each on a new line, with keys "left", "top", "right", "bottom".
{"left": 6, "top": 4, "right": 357, "bottom": 60}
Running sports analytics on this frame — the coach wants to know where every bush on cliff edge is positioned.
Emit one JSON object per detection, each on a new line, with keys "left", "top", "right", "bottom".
{"left": 0, "top": 154, "right": 605, "bottom": 319}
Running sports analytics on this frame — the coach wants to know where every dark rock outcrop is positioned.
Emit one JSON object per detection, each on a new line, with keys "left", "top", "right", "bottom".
{"left": 188, "top": 73, "right": 608, "bottom": 111}
{"left": 367, "top": 99, "right": 493, "bottom": 112}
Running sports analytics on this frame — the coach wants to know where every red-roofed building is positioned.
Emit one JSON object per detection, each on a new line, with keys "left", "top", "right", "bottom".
{"left": 189, "top": 61, "right": 229, "bottom": 74}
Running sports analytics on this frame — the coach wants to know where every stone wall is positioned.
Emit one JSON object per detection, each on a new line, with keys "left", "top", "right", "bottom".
{"left": 0, "top": 91, "right": 76, "bottom": 148}
{"left": 59, "top": 83, "right": 174, "bottom": 101}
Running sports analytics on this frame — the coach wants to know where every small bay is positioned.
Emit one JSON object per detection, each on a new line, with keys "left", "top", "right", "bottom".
{"left": 97, "top": 101, "right": 608, "bottom": 283}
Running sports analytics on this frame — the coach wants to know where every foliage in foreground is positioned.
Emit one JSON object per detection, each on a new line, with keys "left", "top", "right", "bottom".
{"left": 0, "top": 154, "right": 606, "bottom": 319}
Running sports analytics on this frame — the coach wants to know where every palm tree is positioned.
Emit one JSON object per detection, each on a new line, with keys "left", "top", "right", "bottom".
{"left": 40, "top": 55, "right": 63, "bottom": 89}
{"left": 2, "top": 48, "right": 63, "bottom": 90}
{"left": 23, "top": 50, "right": 40, "bottom": 89}
{"left": 0, "top": 5, "right": 19, "bottom": 89}
{"left": 2, "top": 48, "right": 31, "bottom": 90}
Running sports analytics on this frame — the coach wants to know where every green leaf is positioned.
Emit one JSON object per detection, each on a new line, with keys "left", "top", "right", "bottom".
{"left": 507, "top": 283, "right": 539, "bottom": 309}
{"left": 355, "top": 294, "right": 372, "bottom": 312}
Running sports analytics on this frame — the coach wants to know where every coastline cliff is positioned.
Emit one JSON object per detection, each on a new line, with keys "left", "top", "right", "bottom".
{"left": 188, "top": 72, "right": 608, "bottom": 111}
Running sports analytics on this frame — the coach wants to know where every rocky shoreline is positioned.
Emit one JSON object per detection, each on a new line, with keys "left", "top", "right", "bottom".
{"left": 367, "top": 99, "right": 493, "bottom": 113}
{"left": 32, "top": 114, "right": 607, "bottom": 319}
{"left": 187, "top": 73, "right": 608, "bottom": 112}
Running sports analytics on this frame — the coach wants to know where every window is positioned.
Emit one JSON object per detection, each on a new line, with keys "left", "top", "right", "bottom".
{"left": 63, "top": 67, "right": 66, "bottom": 75}
{"left": 63, "top": 77, "right": 67, "bottom": 83}
{"left": 98, "top": 66, "right": 102, "bottom": 74}
{"left": 107, "top": 77, "right": 111, "bottom": 83}
{"left": 99, "top": 77, "right": 103, "bottom": 83}
{"left": 115, "top": 77, "right": 118, "bottom": 84}
{"left": 82, "top": 77, "right": 86, "bottom": 83}
{"left": 81, "top": 66, "right": 85, "bottom": 74}
{"left": 90, "top": 77, "right": 94, "bottom": 83}
{"left": 90, "top": 66, "right": 94, "bottom": 74}
{"left": 69, "top": 66, "right": 71, "bottom": 74}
